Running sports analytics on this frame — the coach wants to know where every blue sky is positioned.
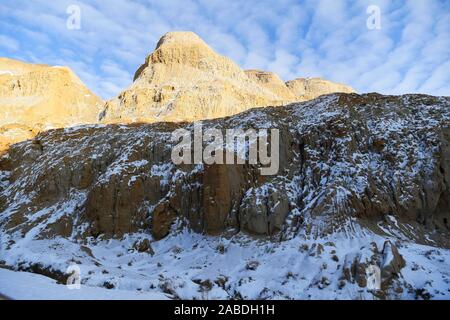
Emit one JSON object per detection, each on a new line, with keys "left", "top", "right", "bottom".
{"left": 0, "top": 0, "right": 449, "bottom": 99}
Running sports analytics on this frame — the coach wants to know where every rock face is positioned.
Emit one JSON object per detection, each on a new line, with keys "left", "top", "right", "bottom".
{"left": 286, "top": 77, "right": 355, "bottom": 101}
{"left": 1, "top": 93, "right": 448, "bottom": 245}
{"left": 0, "top": 58, "right": 103, "bottom": 153}
{"left": 99, "top": 32, "right": 355, "bottom": 123}
{"left": 244, "top": 69, "right": 297, "bottom": 101}
{"left": 341, "top": 240, "right": 406, "bottom": 293}
{"left": 0, "top": 92, "right": 449, "bottom": 299}
{"left": 0, "top": 32, "right": 355, "bottom": 153}
{"left": 0, "top": 34, "right": 448, "bottom": 300}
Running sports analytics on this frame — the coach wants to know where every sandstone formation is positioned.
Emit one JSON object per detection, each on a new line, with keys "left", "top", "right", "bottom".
{"left": 0, "top": 32, "right": 355, "bottom": 153}
{"left": 1, "top": 32, "right": 449, "bottom": 300}
{"left": 286, "top": 77, "right": 355, "bottom": 100}
{"left": 0, "top": 58, "right": 103, "bottom": 153}
{"left": 244, "top": 69, "right": 297, "bottom": 101}
{"left": 99, "top": 32, "right": 355, "bottom": 123}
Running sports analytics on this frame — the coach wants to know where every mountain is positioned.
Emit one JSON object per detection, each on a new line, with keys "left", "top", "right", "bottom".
{"left": 286, "top": 77, "right": 355, "bottom": 100}
{"left": 0, "top": 32, "right": 354, "bottom": 153}
{"left": 0, "top": 58, "right": 103, "bottom": 153}
{"left": 1, "top": 93, "right": 448, "bottom": 299}
{"left": 0, "top": 31, "right": 447, "bottom": 300}
{"left": 99, "top": 32, "right": 355, "bottom": 123}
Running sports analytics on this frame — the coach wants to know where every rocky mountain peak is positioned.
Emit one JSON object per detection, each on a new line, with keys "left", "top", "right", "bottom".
{"left": 133, "top": 31, "right": 244, "bottom": 82}
{"left": 245, "top": 69, "right": 298, "bottom": 100}
{"left": 155, "top": 31, "right": 210, "bottom": 50}
{"left": 103, "top": 32, "right": 356, "bottom": 124}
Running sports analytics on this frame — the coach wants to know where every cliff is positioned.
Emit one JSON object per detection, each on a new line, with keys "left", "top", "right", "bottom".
{"left": 1, "top": 93, "right": 448, "bottom": 299}
{"left": 0, "top": 58, "right": 103, "bottom": 153}
{"left": 100, "top": 32, "right": 355, "bottom": 123}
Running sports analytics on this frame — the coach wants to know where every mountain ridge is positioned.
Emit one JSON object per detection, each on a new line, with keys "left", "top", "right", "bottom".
{"left": 99, "top": 31, "right": 356, "bottom": 123}
{"left": 0, "top": 92, "right": 449, "bottom": 299}
{"left": 2, "top": 32, "right": 449, "bottom": 300}
{"left": 0, "top": 31, "right": 355, "bottom": 153}
{"left": 0, "top": 57, "right": 103, "bottom": 154}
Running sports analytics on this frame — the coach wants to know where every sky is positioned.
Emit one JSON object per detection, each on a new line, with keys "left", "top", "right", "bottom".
{"left": 0, "top": 0, "right": 449, "bottom": 99}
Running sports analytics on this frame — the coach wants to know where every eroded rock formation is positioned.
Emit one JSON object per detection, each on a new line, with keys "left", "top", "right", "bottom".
{"left": 0, "top": 32, "right": 355, "bottom": 154}
{"left": 1, "top": 33, "right": 449, "bottom": 300}
{"left": 286, "top": 77, "right": 355, "bottom": 100}
{"left": 0, "top": 58, "right": 103, "bottom": 153}
{"left": 99, "top": 32, "right": 355, "bottom": 123}
{"left": 1, "top": 93, "right": 448, "bottom": 245}
{"left": 0, "top": 92, "right": 449, "bottom": 299}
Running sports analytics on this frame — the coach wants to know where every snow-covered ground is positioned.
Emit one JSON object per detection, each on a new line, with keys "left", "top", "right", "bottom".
{"left": 0, "top": 268, "right": 169, "bottom": 300}
{"left": 1, "top": 224, "right": 449, "bottom": 300}
{"left": 0, "top": 94, "right": 449, "bottom": 299}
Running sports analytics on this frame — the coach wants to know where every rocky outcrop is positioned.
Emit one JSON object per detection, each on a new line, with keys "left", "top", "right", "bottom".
{"left": 99, "top": 32, "right": 355, "bottom": 124}
{"left": 286, "top": 77, "right": 355, "bottom": 101}
{"left": 0, "top": 93, "right": 448, "bottom": 247}
{"left": 341, "top": 240, "right": 406, "bottom": 297}
{"left": 244, "top": 69, "right": 297, "bottom": 101}
{"left": 0, "top": 33, "right": 355, "bottom": 153}
{"left": 380, "top": 241, "right": 406, "bottom": 286}
{"left": 0, "top": 92, "right": 449, "bottom": 300}
{"left": 0, "top": 58, "right": 103, "bottom": 154}
{"left": 100, "top": 32, "right": 285, "bottom": 123}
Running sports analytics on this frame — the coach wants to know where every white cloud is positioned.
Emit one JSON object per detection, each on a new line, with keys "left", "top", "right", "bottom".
{"left": 0, "top": 0, "right": 448, "bottom": 98}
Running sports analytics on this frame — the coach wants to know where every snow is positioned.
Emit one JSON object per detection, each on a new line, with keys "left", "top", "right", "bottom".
{"left": 1, "top": 223, "right": 448, "bottom": 300}
{"left": 0, "top": 93, "right": 449, "bottom": 299}
{"left": 0, "top": 268, "right": 169, "bottom": 300}
{"left": 0, "top": 70, "right": 15, "bottom": 76}
{"left": 150, "top": 162, "right": 174, "bottom": 186}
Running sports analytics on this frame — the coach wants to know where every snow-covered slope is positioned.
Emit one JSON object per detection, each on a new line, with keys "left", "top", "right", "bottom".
{"left": 0, "top": 268, "right": 169, "bottom": 300}
{"left": 1, "top": 227, "right": 448, "bottom": 300}
{"left": 0, "top": 93, "right": 449, "bottom": 299}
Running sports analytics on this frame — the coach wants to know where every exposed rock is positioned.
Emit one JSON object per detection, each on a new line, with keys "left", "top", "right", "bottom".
{"left": 134, "top": 238, "right": 155, "bottom": 255}
{"left": 0, "top": 58, "right": 103, "bottom": 154}
{"left": 245, "top": 69, "right": 297, "bottom": 100}
{"left": 380, "top": 241, "right": 406, "bottom": 286}
{"left": 151, "top": 201, "right": 177, "bottom": 240}
{"left": 340, "top": 240, "right": 406, "bottom": 294}
{"left": 101, "top": 32, "right": 284, "bottom": 123}
{"left": 202, "top": 163, "right": 246, "bottom": 235}
{"left": 239, "top": 184, "right": 290, "bottom": 235}
{"left": 0, "top": 92, "right": 449, "bottom": 300}
{"left": 0, "top": 93, "right": 448, "bottom": 248}
{"left": 246, "top": 261, "right": 260, "bottom": 271}
{"left": 100, "top": 32, "right": 355, "bottom": 124}
{"left": 286, "top": 77, "right": 355, "bottom": 101}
